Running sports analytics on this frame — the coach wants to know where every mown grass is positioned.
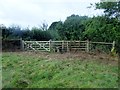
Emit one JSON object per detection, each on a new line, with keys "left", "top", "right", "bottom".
{"left": 2, "top": 52, "right": 118, "bottom": 88}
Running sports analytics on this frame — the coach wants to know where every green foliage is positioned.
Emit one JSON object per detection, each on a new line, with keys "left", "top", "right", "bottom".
{"left": 95, "top": 1, "right": 120, "bottom": 54}
{"left": 0, "top": 24, "right": 12, "bottom": 39}
{"left": 30, "top": 27, "right": 52, "bottom": 41}
{"left": 62, "top": 15, "right": 86, "bottom": 40}
{"left": 1, "top": 25, "right": 52, "bottom": 41}
{"left": 83, "top": 16, "right": 118, "bottom": 42}
{"left": 22, "top": 29, "right": 32, "bottom": 40}
{"left": 95, "top": 1, "right": 120, "bottom": 18}
{"left": 48, "top": 15, "right": 88, "bottom": 40}
{"left": 115, "top": 33, "right": 120, "bottom": 54}
{"left": 48, "top": 21, "right": 62, "bottom": 40}
{"left": 58, "top": 14, "right": 88, "bottom": 40}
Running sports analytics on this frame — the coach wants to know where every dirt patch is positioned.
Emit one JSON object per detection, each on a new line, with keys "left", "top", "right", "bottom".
{"left": 9, "top": 51, "right": 118, "bottom": 66}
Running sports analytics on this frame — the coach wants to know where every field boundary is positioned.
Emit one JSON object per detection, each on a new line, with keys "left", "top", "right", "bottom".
{"left": 23, "top": 40, "right": 115, "bottom": 53}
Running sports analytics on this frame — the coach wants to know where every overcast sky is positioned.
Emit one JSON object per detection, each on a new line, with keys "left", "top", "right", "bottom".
{"left": 0, "top": 0, "right": 103, "bottom": 28}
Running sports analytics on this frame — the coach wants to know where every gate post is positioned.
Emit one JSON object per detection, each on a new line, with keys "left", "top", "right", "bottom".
{"left": 86, "top": 40, "right": 89, "bottom": 52}
{"left": 20, "top": 38, "right": 24, "bottom": 51}
{"left": 67, "top": 41, "right": 69, "bottom": 52}
{"left": 111, "top": 41, "right": 115, "bottom": 53}
{"left": 49, "top": 40, "right": 52, "bottom": 52}
{"left": 112, "top": 41, "right": 115, "bottom": 49}
{"left": 62, "top": 40, "right": 64, "bottom": 52}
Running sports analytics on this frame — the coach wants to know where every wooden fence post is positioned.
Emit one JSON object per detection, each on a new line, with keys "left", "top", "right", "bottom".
{"left": 86, "top": 40, "right": 89, "bottom": 52}
{"left": 67, "top": 41, "right": 69, "bottom": 52}
{"left": 20, "top": 38, "right": 24, "bottom": 51}
{"left": 62, "top": 40, "right": 64, "bottom": 52}
{"left": 111, "top": 41, "right": 115, "bottom": 52}
{"left": 49, "top": 40, "right": 52, "bottom": 52}
{"left": 112, "top": 41, "right": 115, "bottom": 48}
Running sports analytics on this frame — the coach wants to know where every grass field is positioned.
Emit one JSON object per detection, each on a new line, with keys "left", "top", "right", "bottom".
{"left": 2, "top": 51, "right": 118, "bottom": 88}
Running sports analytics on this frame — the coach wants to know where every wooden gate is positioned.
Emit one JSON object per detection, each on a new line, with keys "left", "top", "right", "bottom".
{"left": 22, "top": 40, "right": 114, "bottom": 53}
{"left": 23, "top": 41, "right": 51, "bottom": 52}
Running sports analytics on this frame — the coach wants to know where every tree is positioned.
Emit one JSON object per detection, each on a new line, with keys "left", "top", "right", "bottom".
{"left": 58, "top": 14, "right": 88, "bottom": 40}
{"left": 1, "top": 24, "right": 12, "bottom": 39}
{"left": 22, "top": 28, "right": 32, "bottom": 40}
{"left": 31, "top": 27, "right": 52, "bottom": 41}
{"left": 83, "top": 16, "right": 118, "bottom": 42}
{"left": 48, "top": 21, "right": 62, "bottom": 40}
{"left": 40, "top": 23, "right": 48, "bottom": 31}
{"left": 95, "top": 1, "right": 120, "bottom": 19}
{"left": 95, "top": 1, "right": 120, "bottom": 55}
{"left": 8, "top": 25, "right": 22, "bottom": 39}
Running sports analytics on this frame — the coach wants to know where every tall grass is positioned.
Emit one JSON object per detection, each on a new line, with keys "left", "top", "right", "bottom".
{"left": 2, "top": 52, "right": 118, "bottom": 88}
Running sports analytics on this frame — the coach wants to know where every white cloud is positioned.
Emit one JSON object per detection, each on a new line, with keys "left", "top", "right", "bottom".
{"left": 0, "top": 0, "right": 102, "bottom": 28}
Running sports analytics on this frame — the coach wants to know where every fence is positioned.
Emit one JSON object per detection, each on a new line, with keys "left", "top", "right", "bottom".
{"left": 2, "top": 39, "right": 23, "bottom": 51}
{"left": 23, "top": 40, "right": 115, "bottom": 53}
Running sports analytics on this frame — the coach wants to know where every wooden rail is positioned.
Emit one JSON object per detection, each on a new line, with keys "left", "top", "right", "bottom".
{"left": 23, "top": 40, "right": 114, "bottom": 52}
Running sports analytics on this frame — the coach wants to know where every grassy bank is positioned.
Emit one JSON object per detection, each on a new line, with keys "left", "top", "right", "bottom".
{"left": 2, "top": 52, "right": 118, "bottom": 88}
